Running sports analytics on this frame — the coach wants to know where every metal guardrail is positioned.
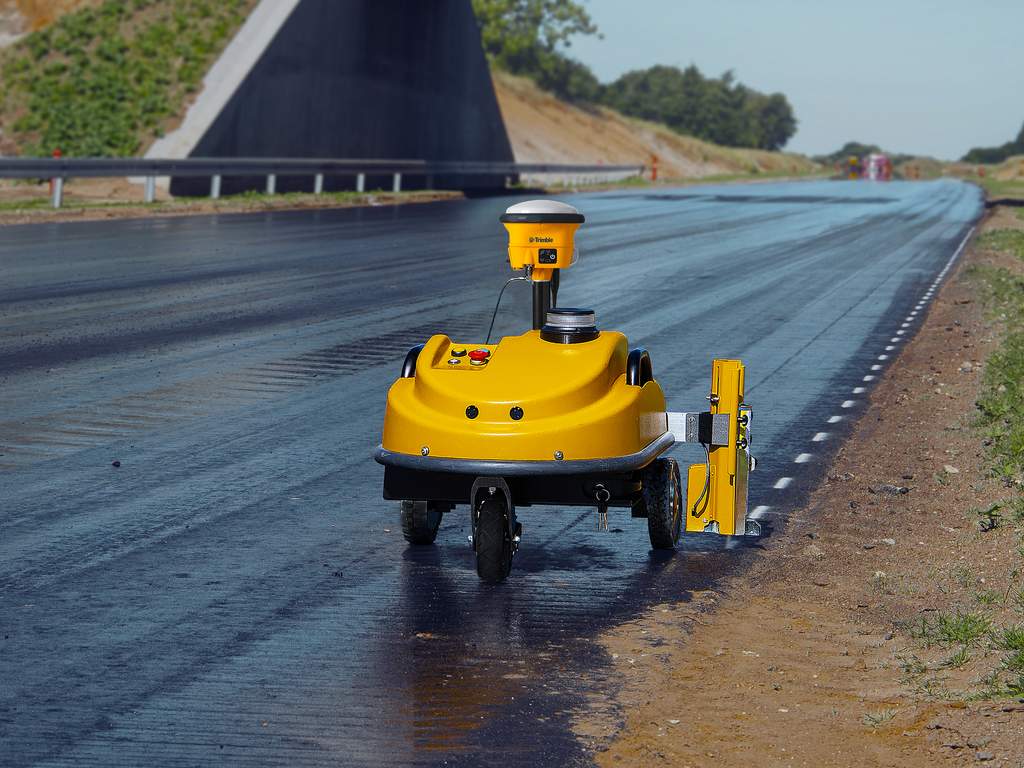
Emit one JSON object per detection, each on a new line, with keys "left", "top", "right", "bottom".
{"left": 0, "top": 157, "right": 645, "bottom": 208}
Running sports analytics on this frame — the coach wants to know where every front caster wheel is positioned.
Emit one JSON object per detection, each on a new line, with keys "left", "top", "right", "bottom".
{"left": 400, "top": 500, "right": 444, "bottom": 544}
{"left": 474, "top": 496, "right": 513, "bottom": 583}
{"left": 643, "top": 457, "right": 682, "bottom": 549}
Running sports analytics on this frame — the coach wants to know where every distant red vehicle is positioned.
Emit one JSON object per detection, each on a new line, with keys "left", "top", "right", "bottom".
{"left": 864, "top": 153, "right": 892, "bottom": 181}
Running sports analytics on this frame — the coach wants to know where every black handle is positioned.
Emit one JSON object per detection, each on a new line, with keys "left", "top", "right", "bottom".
{"left": 626, "top": 348, "right": 653, "bottom": 386}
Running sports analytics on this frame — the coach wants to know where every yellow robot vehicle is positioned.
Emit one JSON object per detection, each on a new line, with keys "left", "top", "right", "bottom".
{"left": 374, "top": 200, "right": 758, "bottom": 582}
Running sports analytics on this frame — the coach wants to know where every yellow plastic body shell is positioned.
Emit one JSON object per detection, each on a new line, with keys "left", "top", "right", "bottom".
{"left": 685, "top": 359, "right": 750, "bottom": 535}
{"left": 381, "top": 330, "right": 668, "bottom": 462}
{"left": 503, "top": 220, "right": 580, "bottom": 282}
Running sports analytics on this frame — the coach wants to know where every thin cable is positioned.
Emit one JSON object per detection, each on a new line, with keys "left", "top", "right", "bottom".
{"left": 690, "top": 442, "right": 711, "bottom": 517}
{"left": 485, "top": 276, "right": 529, "bottom": 344}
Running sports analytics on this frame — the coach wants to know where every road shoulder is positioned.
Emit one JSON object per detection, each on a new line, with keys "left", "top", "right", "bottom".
{"left": 586, "top": 205, "right": 1024, "bottom": 766}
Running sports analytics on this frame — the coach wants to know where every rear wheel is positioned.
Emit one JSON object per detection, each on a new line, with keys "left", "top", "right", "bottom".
{"left": 400, "top": 500, "right": 443, "bottom": 544}
{"left": 475, "top": 496, "right": 512, "bottom": 583}
{"left": 643, "top": 457, "right": 682, "bottom": 549}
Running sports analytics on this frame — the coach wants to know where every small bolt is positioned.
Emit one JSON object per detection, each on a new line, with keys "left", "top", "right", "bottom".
{"left": 465, "top": 405, "right": 479, "bottom": 419}
{"left": 509, "top": 406, "right": 524, "bottom": 420}
{"left": 554, "top": 450, "right": 564, "bottom": 460}
{"left": 420, "top": 446, "right": 429, "bottom": 456}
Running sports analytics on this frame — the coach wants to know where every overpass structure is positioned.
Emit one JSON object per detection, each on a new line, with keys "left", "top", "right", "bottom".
{"left": 147, "top": 0, "right": 516, "bottom": 196}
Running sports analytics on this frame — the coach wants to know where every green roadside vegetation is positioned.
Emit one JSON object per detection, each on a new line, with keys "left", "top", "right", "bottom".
{"left": 974, "top": 229, "right": 1024, "bottom": 485}
{"left": 0, "top": 188, "right": 461, "bottom": 220}
{"left": 974, "top": 176, "right": 1024, "bottom": 201}
{"left": 899, "top": 225, "right": 1024, "bottom": 700}
{"left": 0, "top": 0, "right": 256, "bottom": 156}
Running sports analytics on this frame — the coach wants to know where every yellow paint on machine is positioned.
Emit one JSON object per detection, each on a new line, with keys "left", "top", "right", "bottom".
{"left": 686, "top": 359, "right": 750, "bottom": 536}
{"left": 381, "top": 330, "right": 668, "bottom": 462}
{"left": 503, "top": 219, "right": 580, "bottom": 282}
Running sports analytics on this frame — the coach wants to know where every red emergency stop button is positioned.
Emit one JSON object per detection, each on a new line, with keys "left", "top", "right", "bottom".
{"left": 468, "top": 349, "right": 490, "bottom": 362}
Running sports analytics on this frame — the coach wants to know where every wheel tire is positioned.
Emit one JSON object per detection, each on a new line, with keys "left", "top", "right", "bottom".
{"left": 643, "top": 457, "right": 682, "bottom": 549}
{"left": 400, "top": 500, "right": 442, "bottom": 545}
{"left": 475, "top": 496, "right": 512, "bottom": 583}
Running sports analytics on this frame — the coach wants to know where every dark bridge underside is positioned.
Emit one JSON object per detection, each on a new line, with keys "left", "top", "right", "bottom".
{"left": 171, "top": 0, "right": 514, "bottom": 196}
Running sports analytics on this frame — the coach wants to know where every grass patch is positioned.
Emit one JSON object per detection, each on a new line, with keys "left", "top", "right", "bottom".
{"left": 970, "top": 237, "right": 1024, "bottom": 483}
{"left": 975, "top": 502, "right": 1004, "bottom": 532}
{"left": 862, "top": 708, "right": 897, "bottom": 727}
{"left": 975, "top": 589, "right": 1003, "bottom": 606}
{"left": 1010, "top": 497, "right": 1024, "bottom": 523}
{"left": 0, "top": 188, "right": 451, "bottom": 219}
{"left": 941, "top": 646, "right": 972, "bottom": 668}
{"left": 976, "top": 229, "right": 1024, "bottom": 259}
{"left": 975, "top": 177, "right": 1024, "bottom": 200}
{"left": 951, "top": 564, "right": 977, "bottom": 589}
{"left": 998, "top": 626, "right": 1024, "bottom": 654}
{"left": 935, "top": 612, "right": 992, "bottom": 646}
{"left": 911, "top": 610, "right": 992, "bottom": 648}
{"left": 0, "top": 0, "right": 257, "bottom": 156}
{"left": 0, "top": 197, "right": 52, "bottom": 212}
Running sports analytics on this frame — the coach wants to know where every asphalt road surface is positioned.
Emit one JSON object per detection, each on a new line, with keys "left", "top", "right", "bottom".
{"left": 1, "top": 180, "right": 982, "bottom": 766}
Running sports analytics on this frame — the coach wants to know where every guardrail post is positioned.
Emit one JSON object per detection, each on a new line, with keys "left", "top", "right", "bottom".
{"left": 314, "top": 173, "right": 323, "bottom": 195}
{"left": 266, "top": 174, "right": 276, "bottom": 195}
{"left": 210, "top": 175, "right": 221, "bottom": 199}
{"left": 144, "top": 176, "right": 156, "bottom": 204}
{"left": 51, "top": 177, "right": 64, "bottom": 209}
{"left": 356, "top": 173, "right": 365, "bottom": 193}
{"left": 392, "top": 173, "right": 401, "bottom": 193}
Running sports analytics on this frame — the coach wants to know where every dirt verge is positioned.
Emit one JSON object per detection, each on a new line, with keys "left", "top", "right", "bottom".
{"left": 585, "top": 205, "right": 1024, "bottom": 766}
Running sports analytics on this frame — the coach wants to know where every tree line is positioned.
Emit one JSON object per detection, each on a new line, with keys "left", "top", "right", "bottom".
{"left": 961, "top": 121, "right": 1024, "bottom": 164}
{"left": 472, "top": 0, "right": 798, "bottom": 152}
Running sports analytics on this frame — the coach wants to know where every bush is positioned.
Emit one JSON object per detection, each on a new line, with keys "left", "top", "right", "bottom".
{"left": 962, "top": 121, "right": 1024, "bottom": 164}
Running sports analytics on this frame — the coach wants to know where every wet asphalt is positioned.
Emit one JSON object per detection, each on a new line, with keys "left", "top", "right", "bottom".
{"left": 0, "top": 179, "right": 982, "bottom": 766}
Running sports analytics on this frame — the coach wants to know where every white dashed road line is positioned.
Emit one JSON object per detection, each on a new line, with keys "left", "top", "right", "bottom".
{"left": 761, "top": 226, "right": 976, "bottom": 523}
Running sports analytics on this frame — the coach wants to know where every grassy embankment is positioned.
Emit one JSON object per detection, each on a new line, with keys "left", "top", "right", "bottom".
{"left": 902, "top": 219, "right": 1024, "bottom": 700}
{"left": 0, "top": 0, "right": 256, "bottom": 156}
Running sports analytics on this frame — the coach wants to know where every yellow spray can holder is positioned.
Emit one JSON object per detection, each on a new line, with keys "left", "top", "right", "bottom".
{"left": 683, "top": 359, "right": 754, "bottom": 536}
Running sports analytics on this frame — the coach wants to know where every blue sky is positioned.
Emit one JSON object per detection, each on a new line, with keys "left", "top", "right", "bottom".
{"left": 568, "top": 0, "right": 1024, "bottom": 160}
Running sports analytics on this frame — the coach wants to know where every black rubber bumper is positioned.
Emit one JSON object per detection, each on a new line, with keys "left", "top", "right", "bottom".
{"left": 373, "top": 431, "right": 675, "bottom": 477}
